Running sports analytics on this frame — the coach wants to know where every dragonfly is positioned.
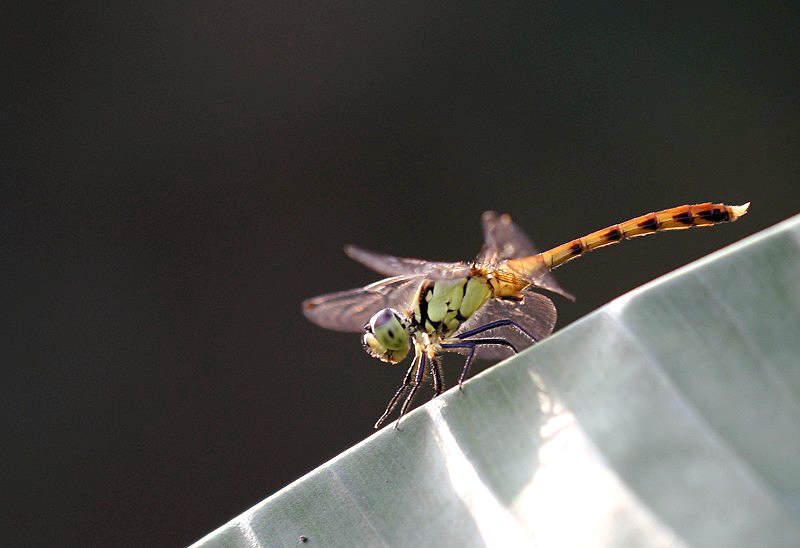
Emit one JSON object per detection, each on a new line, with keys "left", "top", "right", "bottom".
{"left": 303, "top": 202, "right": 749, "bottom": 429}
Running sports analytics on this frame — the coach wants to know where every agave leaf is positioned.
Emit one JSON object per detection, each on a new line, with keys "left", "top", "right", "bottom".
{"left": 193, "top": 214, "right": 800, "bottom": 548}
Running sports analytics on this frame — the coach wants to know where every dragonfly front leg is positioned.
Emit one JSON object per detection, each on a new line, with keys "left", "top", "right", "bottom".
{"left": 396, "top": 352, "right": 427, "bottom": 428}
{"left": 441, "top": 338, "right": 516, "bottom": 388}
{"left": 374, "top": 351, "right": 420, "bottom": 429}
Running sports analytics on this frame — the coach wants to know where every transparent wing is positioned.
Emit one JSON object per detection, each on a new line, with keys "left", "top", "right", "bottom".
{"left": 476, "top": 211, "right": 539, "bottom": 263}
{"left": 451, "top": 289, "right": 557, "bottom": 360}
{"left": 344, "top": 244, "right": 473, "bottom": 280}
{"left": 477, "top": 211, "right": 574, "bottom": 301}
{"left": 344, "top": 211, "right": 573, "bottom": 298}
{"left": 302, "top": 276, "right": 423, "bottom": 332}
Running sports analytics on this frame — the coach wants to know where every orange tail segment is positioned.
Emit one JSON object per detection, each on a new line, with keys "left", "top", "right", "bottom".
{"left": 505, "top": 202, "right": 750, "bottom": 276}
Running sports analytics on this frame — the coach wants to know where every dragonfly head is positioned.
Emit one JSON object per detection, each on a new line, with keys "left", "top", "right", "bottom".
{"left": 362, "top": 308, "right": 410, "bottom": 364}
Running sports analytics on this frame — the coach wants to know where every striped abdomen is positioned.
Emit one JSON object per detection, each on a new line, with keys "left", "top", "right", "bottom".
{"left": 501, "top": 202, "right": 749, "bottom": 280}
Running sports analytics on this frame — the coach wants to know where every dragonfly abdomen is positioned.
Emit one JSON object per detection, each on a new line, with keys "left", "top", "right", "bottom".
{"left": 537, "top": 202, "right": 750, "bottom": 271}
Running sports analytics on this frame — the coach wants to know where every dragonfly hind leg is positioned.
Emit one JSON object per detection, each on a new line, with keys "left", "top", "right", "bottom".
{"left": 455, "top": 319, "right": 536, "bottom": 341}
{"left": 441, "top": 318, "right": 539, "bottom": 388}
{"left": 441, "top": 338, "right": 517, "bottom": 388}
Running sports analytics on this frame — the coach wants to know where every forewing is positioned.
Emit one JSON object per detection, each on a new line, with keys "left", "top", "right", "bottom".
{"left": 477, "top": 211, "right": 574, "bottom": 301}
{"left": 344, "top": 244, "right": 473, "bottom": 280}
{"left": 452, "top": 289, "right": 557, "bottom": 360}
{"left": 302, "top": 276, "right": 423, "bottom": 332}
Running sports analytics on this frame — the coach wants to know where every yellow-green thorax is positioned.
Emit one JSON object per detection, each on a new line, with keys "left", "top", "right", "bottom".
{"left": 411, "top": 277, "right": 493, "bottom": 337}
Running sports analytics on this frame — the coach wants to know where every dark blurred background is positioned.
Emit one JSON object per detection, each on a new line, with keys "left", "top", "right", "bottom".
{"left": 4, "top": 2, "right": 798, "bottom": 545}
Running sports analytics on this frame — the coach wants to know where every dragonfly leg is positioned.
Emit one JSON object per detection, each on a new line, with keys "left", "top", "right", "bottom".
{"left": 441, "top": 338, "right": 516, "bottom": 388}
{"left": 455, "top": 319, "right": 536, "bottom": 342}
{"left": 374, "top": 352, "right": 419, "bottom": 429}
{"left": 374, "top": 384, "right": 408, "bottom": 430}
{"left": 396, "top": 353, "right": 427, "bottom": 428}
{"left": 430, "top": 355, "right": 444, "bottom": 396}
{"left": 440, "top": 341, "right": 475, "bottom": 390}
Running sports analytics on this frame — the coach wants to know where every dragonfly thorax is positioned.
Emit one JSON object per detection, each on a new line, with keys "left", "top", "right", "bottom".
{"left": 411, "top": 277, "right": 493, "bottom": 337}
{"left": 362, "top": 308, "right": 411, "bottom": 364}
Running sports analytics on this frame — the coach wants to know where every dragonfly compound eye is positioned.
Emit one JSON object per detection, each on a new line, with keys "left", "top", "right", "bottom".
{"left": 361, "top": 308, "right": 409, "bottom": 364}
